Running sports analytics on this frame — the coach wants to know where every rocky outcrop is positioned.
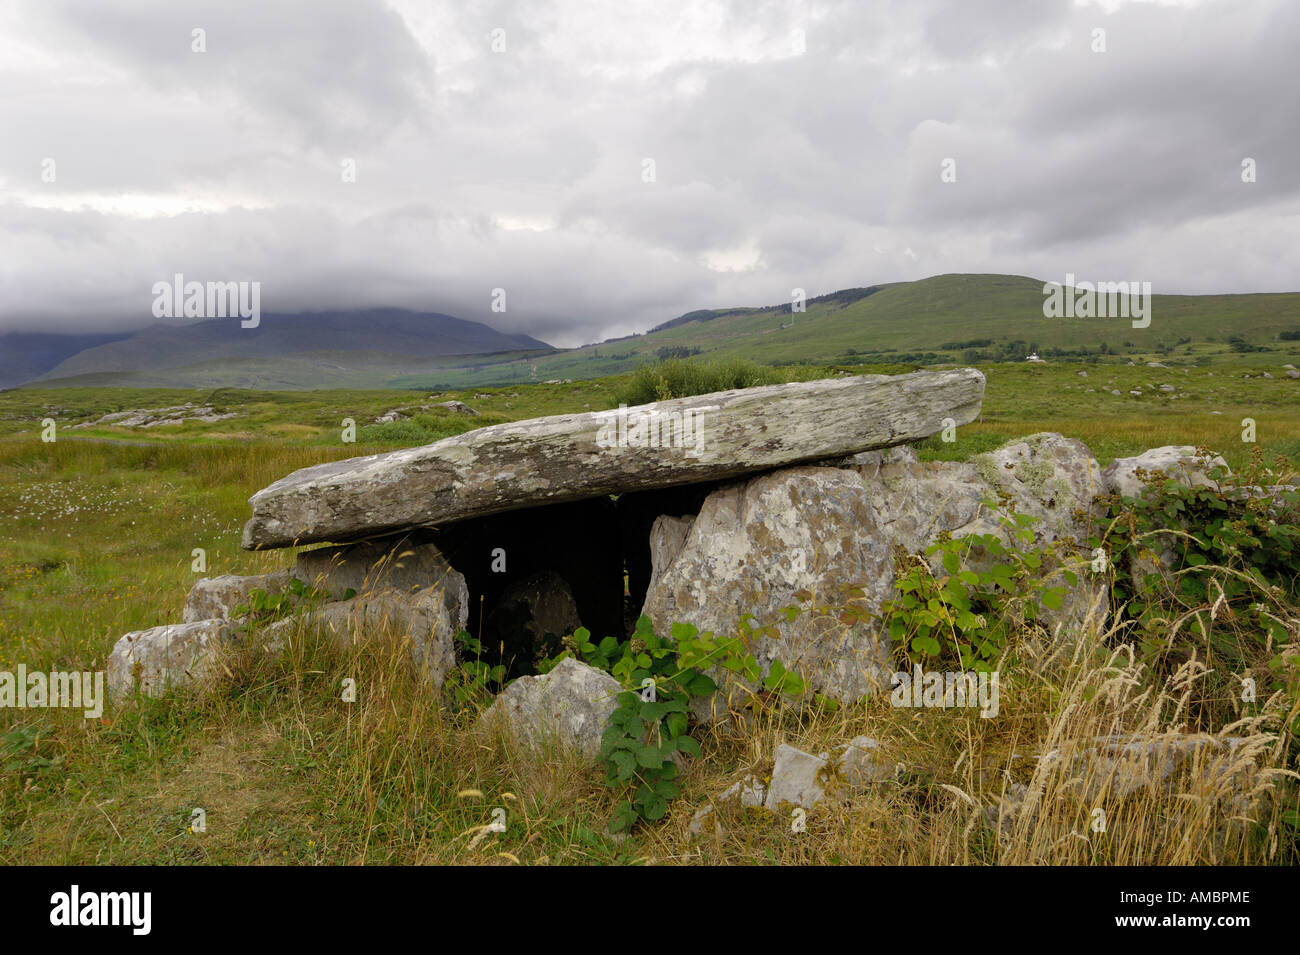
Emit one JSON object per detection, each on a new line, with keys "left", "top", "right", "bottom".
{"left": 856, "top": 434, "right": 1108, "bottom": 636}
{"left": 110, "top": 536, "right": 469, "bottom": 701}
{"left": 1100, "top": 446, "right": 1232, "bottom": 592}
{"left": 430, "top": 400, "right": 477, "bottom": 415}
{"left": 476, "top": 657, "right": 621, "bottom": 759}
{"left": 375, "top": 400, "right": 479, "bottom": 424}
{"left": 849, "top": 433, "right": 1103, "bottom": 558}
{"left": 242, "top": 369, "right": 986, "bottom": 549}
{"left": 72, "top": 403, "right": 238, "bottom": 429}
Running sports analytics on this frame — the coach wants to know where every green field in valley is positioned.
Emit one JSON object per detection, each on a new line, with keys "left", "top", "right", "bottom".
{"left": 0, "top": 358, "right": 1297, "bottom": 864}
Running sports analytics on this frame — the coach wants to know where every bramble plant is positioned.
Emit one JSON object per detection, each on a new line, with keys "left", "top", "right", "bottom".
{"left": 1093, "top": 448, "right": 1300, "bottom": 712}
{"left": 552, "top": 614, "right": 806, "bottom": 832}
{"left": 880, "top": 503, "right": 1071, "bottom": 671}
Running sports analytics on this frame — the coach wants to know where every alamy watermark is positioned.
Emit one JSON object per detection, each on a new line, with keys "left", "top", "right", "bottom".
{"left": 0, "top": 666, "right": 105, "bottom": 719}
{"left": 1042, "top": 273, "right": 1151, "bottom": 328}
{"left": 50, "top": 885, "right": 151, "bottom": 935}
{"left": 595, "top": 404, "right": 712, "bottom": 458}
{"left": 151, "top": 273, "right": 261, "bottom": 328}
{"left": 890, "top": 665, "right": 999, "bottom": 718}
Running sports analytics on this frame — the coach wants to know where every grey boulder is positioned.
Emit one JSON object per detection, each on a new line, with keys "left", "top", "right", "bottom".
{"left": 642, "top": 465, "right": 898, "bottom": 705}
{"left": 107, "top": 620, "right": 234, "bottom": 701}
{"left": 183, "top": 570, "right": 291, "bottom": 623}
{"left": 294, "top": 535, "right": 464, "bottom": 601}
{"left": 476, "top": 657, "right": 622, "bottom": 759}
{"left": 1102, "top": 446, "right": 1228, "bottom": 500}
{"left": 261, "top": 584, "right": 467, "bottom": 687}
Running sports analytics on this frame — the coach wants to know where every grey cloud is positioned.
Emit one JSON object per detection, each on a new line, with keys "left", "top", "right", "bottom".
{"left": 1, "top": 0, "right": 1297, "bottom": 346}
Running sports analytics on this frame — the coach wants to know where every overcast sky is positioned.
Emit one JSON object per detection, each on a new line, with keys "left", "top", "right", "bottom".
{"left": 1, "top": 0, "right": 1296, "bottom": 347}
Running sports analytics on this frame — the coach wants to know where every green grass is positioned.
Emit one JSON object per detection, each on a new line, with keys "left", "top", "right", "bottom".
{"left": 1, "top": 358, "right": 1296, "bottom": 864}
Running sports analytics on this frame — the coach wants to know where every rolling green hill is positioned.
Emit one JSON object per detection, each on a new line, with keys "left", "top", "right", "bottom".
{"left": 25, "top": 274, "right": 1300, "bottom": 390}
{"left": 392, "top": 273, "right": 1300, "bottom": 390}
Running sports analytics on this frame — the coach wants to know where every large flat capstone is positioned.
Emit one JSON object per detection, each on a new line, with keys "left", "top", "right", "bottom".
{"left": 242, "top": 369, "right": 986, "bottom": 550}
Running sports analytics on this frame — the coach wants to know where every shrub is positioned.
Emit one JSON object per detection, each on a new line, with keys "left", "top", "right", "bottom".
{"left": 355, "top": 414, "right": 481, "bottom": 447}
{"left": 613, "top": 357, "right": 783, "bottom": 405}
{"left": 1093, "top": 448, "right": 1300, "bottom": 727}
{"left": 880, "top": 509, "right": 1071, "bottom": 672}
{"left": 551, "top": 615, "right": 804, "bottom": 832}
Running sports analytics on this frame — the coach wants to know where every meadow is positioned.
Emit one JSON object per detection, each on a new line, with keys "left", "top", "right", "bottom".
{"left": 0, "top": 357, "right": 1296, "bottom": 864}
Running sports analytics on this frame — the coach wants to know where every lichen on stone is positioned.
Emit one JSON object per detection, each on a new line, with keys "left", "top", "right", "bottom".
{"left": 1013, "top": 459, "right": 1055, "bottom": 497}
{"left": 972, "top": 453, "right": 1001, "bottom": 489}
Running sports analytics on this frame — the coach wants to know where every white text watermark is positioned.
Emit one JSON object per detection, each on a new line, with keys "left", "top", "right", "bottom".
{"left": 594, "top": 404, "right": 711, "bottom": 458}
{"left": 151, "top": 273, "right": 260, "bottom": 328}
{"left": 890, "top": 665, "right": 999, "bottom": 718}
{"left": 1042, "top": 273, "right": 1151, "bottom": 328}
{"left": 0, "top": 666, "right": 105, "bottom": 719}
{"left": 50, "top": 885, "right": 151, "bottom": 935}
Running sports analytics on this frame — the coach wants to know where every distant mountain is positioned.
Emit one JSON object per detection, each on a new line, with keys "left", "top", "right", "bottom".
{"left": 13, "top": 309, "right": 552, "bottom": 389}
{"left": 647, "top": 286, "right": 886, "bottom": 333}
{"left": 383, "top": 273, "right": 1300, "bottom": 391}
{"left": 10, "top": 275, "right": 1299, "bottom": 392}
{"left": 0, "top": 331, "right": 135, "bottom": 389}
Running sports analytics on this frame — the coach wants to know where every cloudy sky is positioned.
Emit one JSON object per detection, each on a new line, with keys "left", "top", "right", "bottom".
{"left": 1, "top": 0, "right": 1296, "bottom": 347}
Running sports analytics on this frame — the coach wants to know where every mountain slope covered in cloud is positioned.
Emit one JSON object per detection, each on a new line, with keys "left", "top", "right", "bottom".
{"left": 8, "top": 309, "right": 551, "bottom": 389}
{"left": 0, "top": 331, "right": 135, "bottom": 390}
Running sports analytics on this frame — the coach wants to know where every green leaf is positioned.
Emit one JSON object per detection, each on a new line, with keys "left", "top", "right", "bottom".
{"left": 639, "top": 701, "right": 668, "bottom": 721}
{"left": 653, "top": 778, "right": 681, "bottom": 800}
{"left": 610, "top": 749, "right": 636, "bottom": 781}
{"left": 609, "top": 800, "right": 638, "bottom": 833}
{"left": 687, "top": 673, "right": 717, "bottom": 696}
{"left": 670, "top": 621, "right": 698, "bottom": 642}
{"left": 912, "top": 635, "right": 941, "bottom": 657}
